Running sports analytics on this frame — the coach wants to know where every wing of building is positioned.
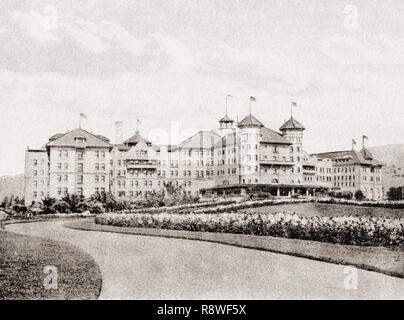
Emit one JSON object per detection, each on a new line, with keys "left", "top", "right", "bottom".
{"left": 24, "top": 111, "right": 384, "bottom": 205}
{"left": 313, "top": 148, "right": 384, "bottom": 200}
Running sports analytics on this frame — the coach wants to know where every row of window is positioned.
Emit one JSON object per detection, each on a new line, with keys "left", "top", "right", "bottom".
{"left": 116, "top": 180, "right": 193, "bottom": 188}
{"left": 112, "top": 159, "right": 215, "bottom": 167}
{"left": 33, "top": 170, "right": 45, "bottom": 176}
{"left": 180, "top": 150, "right": 214, "bottom": 157}
{"left": 334, "top": 182, "right": 356, "bottom": 187}
{"left": 56, "top": 163, "right": 107, "bottom": 172}
{"left": 57, "top": 150, "right": 106, "bottom": 159}
{"left": 32, "top": 159, "right": 46, "bottom": 166}
{"left": 32, "top": 180, "right": 47, "bottom": 187}
{"left": 121, "top": 190, "right": 193, "bottom": 198}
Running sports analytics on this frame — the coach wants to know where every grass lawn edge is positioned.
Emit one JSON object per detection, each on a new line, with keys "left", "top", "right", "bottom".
{"left": 2, "top": 219, "right": 103, "bottom": 300}
{"left": 65, "top": 218, "right": 404, "bottom": 280}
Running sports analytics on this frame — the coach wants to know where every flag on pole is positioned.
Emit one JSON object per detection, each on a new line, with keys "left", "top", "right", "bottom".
{"left": 226, "top": 95, "right": 233, "bottom": 115}
{"left": 250, "top": 96, "right": 256, "bottom": 102}
{"left": 136, "top": 118, "right": 142, "bottom": 133}
{"left": 352, "top": 138, "right": 357, "bottom": 150}
{"left": 362, "top": 135, "right": 368, "bottom": 148}
{"left": 79, "top": 113, "right": 87, "bottom": 129}
{"left": 290, "top": 101, "right": 297, "bottom": 117}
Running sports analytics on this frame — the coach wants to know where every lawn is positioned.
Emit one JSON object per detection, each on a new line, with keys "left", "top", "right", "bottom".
{"left": 0, "top": 229, "right": 102, "bottom": 300}
{"left": 241, "top": 202, "right": 404, "bottom": 219}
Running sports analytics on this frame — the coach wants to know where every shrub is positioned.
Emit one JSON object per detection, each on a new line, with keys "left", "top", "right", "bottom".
{"left": 41, "top": 197, "right": 57, "bottom": 214}
{"left": 96, "top": 212, "right": 404, "bottom": 247}
{"left": 52, "top": 199, "right": 70, "bottom": 213}
{"left": 387, "top": 187, "right": 403, "bottom": 201}
{"left": 354, "top": 190, "right": 365, "bottom": 201}
{"left": 12, "top": 204, "right": 27, "bottom": 214}
{"left": 86, "top": 201, "right": 106, "bottom": 214}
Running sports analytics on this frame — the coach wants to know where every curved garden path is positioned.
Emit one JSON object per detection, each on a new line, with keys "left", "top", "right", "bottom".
{"left": 6, "top": 220, "right": 404, "bottom": 300}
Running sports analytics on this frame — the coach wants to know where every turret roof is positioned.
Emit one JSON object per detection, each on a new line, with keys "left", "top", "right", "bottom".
{"left": 237, "top": 114, "right": 264, "bottom": 128}
{"left": 123, "top": 131, "right": 151, "bottom": 146}
{"left": 279, "top": 117, "right": 305, "bottom": 131}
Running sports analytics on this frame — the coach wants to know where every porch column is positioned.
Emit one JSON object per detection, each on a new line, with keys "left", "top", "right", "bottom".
{"left": 277, "top": 188, "right": 280, "bottom": 197}
{"left": 306, "top": 189, "right": 309, "bottom": 196}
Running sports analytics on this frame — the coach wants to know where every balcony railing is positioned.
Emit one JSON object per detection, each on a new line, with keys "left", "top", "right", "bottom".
{"left": 126, "top": 160, "right": 158, "bottom": 169}
{"left": 259, "top": 159, "right": 294, "bottom": 166}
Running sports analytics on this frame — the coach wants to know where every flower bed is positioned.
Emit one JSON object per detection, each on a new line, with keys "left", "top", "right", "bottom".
{"left": 192, "top": 198, "right": 313, "bottom": 214}
{"left": 317, "top": 198, "right": 404, "bottom": 209}
{"left": 95, "top": 211, "right": 404, "bottom": 247}
{"left": 118, "top": 199, "right": 238, "bottom": 214}
{"left": 8, "top": 212, "right": 96, "bottom": 221}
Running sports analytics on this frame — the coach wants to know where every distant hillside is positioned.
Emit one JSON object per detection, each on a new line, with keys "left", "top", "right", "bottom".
{"left": 0, "top": 174, "right": 24, "bottom": 201}
{"left": 368, "top": 144, "right": 404, "bottom": 167}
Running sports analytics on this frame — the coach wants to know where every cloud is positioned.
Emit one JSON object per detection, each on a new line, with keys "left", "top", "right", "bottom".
{"left": 8, "top": 10, "right": 60, "bottom": 43}
{"left": 321, "top": 35, "right": 404, "bottom": 66}
{"left": 0, "top": 9, "right": 314, "bottom": 94}
{"left": 0, "top": 10, "right": 196, "bottom": 75}
{"left": 197, "top": 42, "right": 317, "bottom": 95}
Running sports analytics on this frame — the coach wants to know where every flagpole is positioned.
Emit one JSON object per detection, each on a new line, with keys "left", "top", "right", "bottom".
{"left": 249, "top": 99, "right": 251, "bottom": 115}
{"left": 226, "top": 95, "right": 231, "bottom": 116}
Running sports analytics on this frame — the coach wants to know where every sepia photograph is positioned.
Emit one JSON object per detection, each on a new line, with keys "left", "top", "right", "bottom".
{"left": 0, "top": 0, "right": 403, "bottom": 306}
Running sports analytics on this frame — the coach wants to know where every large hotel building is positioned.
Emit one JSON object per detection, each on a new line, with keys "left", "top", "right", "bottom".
{"left": 24, "top": 108, "right": 384, "bottom": 205}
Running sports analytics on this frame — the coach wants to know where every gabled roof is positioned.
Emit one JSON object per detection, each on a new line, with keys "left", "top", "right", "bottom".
{"left": 261, "top": 127, "right": 292, "bottom": 145}
{"left": 113, "top": 144, "right": 131, "bottom": 152}
{"left": 219, "top": 115, "right": 234, "bottom": 123}
{"left": 49, "top": 133, "right": 65, "bottom": 141}
{"left": 360, "top": 148, "right": 374, "bottom": 160}
{"left": 123, "top": 131, "right": 151, "bottom": 146}
{"left": 314, "top": 148, "right": 384, "bottom": 166}
{"left": 179, "top": 131, "right": 221, "bottom": 149}
{"left": 47, "top": 128, "right": 112, "bottom": 148}
{"left": 96, "top": 134, "right": 110, "bottom": 143}
{"left": 215, "top": 127, "right": 292, "bottom": 148}
{"left": 237, "top": 114, "right": 264, "bottom": 128}
{"left": 215, "top": 132, "right": 237, "bottom": 148}
{"left": 279, "top": 117, "right": 305, "bottom": 131}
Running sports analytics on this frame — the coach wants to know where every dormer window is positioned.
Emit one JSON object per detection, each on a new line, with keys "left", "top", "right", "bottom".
{"left": 75, "top": 137, "right": 87, "bottom": 143}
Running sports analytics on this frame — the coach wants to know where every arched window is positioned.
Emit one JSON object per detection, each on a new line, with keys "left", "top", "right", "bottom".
{"left": 271, "top": 178, "right": 279, "bottom": 184}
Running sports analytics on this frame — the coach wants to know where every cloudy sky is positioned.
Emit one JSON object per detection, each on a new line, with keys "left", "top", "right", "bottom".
{"left": 1, "top": 0, "right": 404, "bottom": 176}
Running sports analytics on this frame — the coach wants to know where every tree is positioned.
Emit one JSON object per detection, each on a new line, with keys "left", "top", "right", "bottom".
{"left": 62, "top": 193, "right": 86, "bottom": 213}
{"left": 41, "top": 197, "right": 56, "bottom": 214}
{"left": 354, "top": 190, "right": 365, "bottom": 201}
{"left": 387, "top": 187, "right": 403, "bottom": 201}
{"left": 8, "top": 195, "right": 14, "bottom": 207}
{"left": 1, "top": 196, "right": 8, "bottom": 208}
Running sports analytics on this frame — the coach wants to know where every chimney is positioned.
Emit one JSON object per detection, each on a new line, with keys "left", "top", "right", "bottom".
{"left": 115, "top": 121, "right": 123, "bottom": 144}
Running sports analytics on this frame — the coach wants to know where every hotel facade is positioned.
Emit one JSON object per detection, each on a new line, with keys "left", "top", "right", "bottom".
{"left": 24, "top": 110, "right": 384, "bottom": 205}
